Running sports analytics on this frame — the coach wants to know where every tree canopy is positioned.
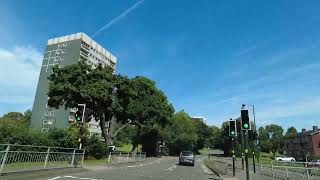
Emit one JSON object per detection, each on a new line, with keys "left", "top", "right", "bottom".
{"left": 47, "top": 62, "right": 174, "bottom": 146}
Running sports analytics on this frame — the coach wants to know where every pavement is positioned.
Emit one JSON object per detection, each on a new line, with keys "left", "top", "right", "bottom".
{"left": 0, "top": 156, "right": 220, "bottom": 180}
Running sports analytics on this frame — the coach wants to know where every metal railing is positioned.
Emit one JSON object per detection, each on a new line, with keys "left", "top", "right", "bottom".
{"left": 258, "top": 161, "right": 320, "bottom": 180}
{"left": 0, "top": 144, "right": 85, "bottom": 174}
{"left": 107, "top": 152, "right": 146, "bottom": 164}
{"left": 207, "top": 156, "right": 320, "bottom": 180}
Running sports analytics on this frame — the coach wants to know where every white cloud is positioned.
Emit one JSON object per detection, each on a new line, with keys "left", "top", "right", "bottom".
{"left": 0, "top": 46, "right": 42, "bottom": 108}
{"left": 258, "top": 97, "right": 320, "bottom": 120}
{"left": 0, "top": 46, "right": 42, "bottom": 87}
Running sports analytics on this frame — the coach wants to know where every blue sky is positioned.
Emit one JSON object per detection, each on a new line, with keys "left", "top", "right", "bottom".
{"left": 1, "top": 0, "right": 320, "bottom": 131}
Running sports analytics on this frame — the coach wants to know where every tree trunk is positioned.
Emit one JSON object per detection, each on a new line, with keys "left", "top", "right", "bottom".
{"left": 132, "top": 125, "right": 141, "bottom": 152}
{"left": 99, "top": 113, "right": 108, "bottom": 144}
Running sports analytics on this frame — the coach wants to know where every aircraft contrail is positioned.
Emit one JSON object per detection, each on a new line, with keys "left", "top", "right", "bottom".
{"left": 92, "top": 0, "right": 145, "bottom": 37}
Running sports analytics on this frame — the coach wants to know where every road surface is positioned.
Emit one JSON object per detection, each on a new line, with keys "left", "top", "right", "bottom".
{"left": 42, "top": 157, "right": 219, "bottom": 180}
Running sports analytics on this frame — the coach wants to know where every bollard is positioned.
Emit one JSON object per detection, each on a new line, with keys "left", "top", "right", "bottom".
{"left": 126, "top": 152, "right": 129, "bottom": 162}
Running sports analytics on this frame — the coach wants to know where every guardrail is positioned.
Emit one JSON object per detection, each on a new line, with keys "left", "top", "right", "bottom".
{"left": 107, "top": 152, "right": 146, "bottom": 164}
{"left": 0, "top": 144, "right": 84, "bottom": 174}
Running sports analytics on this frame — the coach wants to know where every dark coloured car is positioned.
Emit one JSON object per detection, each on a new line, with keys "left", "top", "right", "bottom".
{"left": 305, "top": 160, "right": 320, "bottom": 167}
{"left": 179, "top": 151, "right": 195, "bottom": 166}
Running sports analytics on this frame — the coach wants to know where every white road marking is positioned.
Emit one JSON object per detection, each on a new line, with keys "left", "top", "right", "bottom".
{"left": 165, "top": 164, "right": 177, "bottom": 171}
{"left": 201, "top": 164, "right": 213, "bottom": 175}
{"left": 48, "top": 177, "right": 61, "bottom": 180}
{"left": 48, "top": 176, "right": 103, "bottom": 180}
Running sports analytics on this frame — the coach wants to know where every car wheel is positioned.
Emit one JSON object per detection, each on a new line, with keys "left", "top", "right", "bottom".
{"left": 291, "top": 159, "right": 294, "bottom": 161}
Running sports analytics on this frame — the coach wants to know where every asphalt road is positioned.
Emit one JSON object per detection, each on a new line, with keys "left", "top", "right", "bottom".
{"left": 42, "top": 157, "right": 219, "bottom": 180}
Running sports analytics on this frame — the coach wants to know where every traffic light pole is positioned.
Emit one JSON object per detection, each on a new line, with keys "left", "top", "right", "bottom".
{"left": 252, "top": 105, "right": 256, "bottom": 173}
{"left": 232, "top": 138, "right": 235, "bottom": 176}
{"left": 241, "top": 131, "right": 244, "bottom": 170}
{"left": 245, "top": 131, "right": 249, "bottom": 180}
{"left": 76, "top": 104, "right": 86, "bottom": 149}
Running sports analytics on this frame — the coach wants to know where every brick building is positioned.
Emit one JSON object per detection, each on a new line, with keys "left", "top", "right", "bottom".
{"left": 285, "top": 126, "right": 320, "bottom": 161}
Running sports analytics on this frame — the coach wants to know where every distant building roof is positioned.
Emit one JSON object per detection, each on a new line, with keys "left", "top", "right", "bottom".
{"left": 295, "top": 130, "right": 320, "bottom": 136}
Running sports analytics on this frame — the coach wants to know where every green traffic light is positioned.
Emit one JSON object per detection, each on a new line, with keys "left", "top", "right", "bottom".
{"left": 231, "top": 131, "right": 235, "bottom": 135}
{"left": 244, "top": 123, "right": 249, "bottom": 128}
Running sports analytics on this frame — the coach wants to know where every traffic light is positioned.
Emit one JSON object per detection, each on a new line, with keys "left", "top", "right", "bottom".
{"left": 229, "top": 120, "right": 237, "bottom": 137}
{"left": 241, "top": 109, "right": 251, "bottom": 130}
{"left": 75, "top": 105, "right": 85, "bottom": 123}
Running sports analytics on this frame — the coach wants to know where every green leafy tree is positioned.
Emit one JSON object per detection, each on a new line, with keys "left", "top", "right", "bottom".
{"left": 164, "top": 111, "right": 198, "bottom": 155}
{"left": 23, "top": 109, "right": 32, "bottom": 126}
{"left": 193, "top": 119, "right": 211, "bottom": 151}
{"left": 258, "top": 127, "right": 271, "bottom": 153}
{"left": 285, "top": 126, "right": 297, "bottom": 137}
{"left": 265, "top": 124, "right": 284, "bottom": 156}
{"left": 47, "top": 63, "right": 131, "bottom": 145}
{"left": 127, "top": 76, "right": 174, "bottom": 151}
{"left": 205, "top": 126, "right": 221, "bottom": 148}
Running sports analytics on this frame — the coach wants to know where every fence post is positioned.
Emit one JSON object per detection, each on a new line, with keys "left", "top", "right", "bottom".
{"left": 107, "top": 152, "right": 112, "bottom": 163}
{"left": 271, "top": 161, "right": 274, "bottom": 180}
{"left": 0, "top": 144, "right": 10, "bottom": 174}
{"left": 285, "top": 163, "right": 288, "bottom": 179}
{"left": 81, "top": 150, "right": 85, "bottom": 167}
{"left": 71, "top": 149, "right": 76, "bottom": 167}
{"left": 43, "top": 147, "right": 50, "bottom": 169}
{"left": 306, "top": 167, "right": 310, "bottom": 180}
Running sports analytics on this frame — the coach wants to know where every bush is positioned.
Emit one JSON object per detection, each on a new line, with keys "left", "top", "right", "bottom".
{"left": 85, "top": 135, "right": 107, "bottom": 159}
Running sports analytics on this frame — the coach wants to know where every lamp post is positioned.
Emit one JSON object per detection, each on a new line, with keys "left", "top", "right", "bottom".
{"left": 242, "top": 104, "right": 256, "bottom": 174}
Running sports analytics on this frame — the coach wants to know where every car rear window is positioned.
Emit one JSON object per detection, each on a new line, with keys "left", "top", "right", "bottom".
{"left": 181, "top": 151, "right": 193, "bottom": 156}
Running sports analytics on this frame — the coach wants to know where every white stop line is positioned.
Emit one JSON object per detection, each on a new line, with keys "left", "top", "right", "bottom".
{"left": 48, "top": 176, "right": 103, "bottom": 180}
